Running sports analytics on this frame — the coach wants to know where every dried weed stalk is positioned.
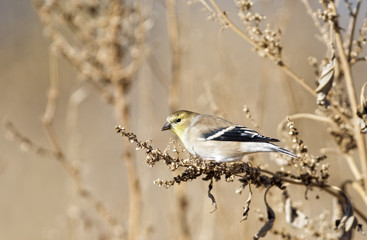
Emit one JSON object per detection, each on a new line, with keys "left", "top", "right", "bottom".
{"left": 19, "top": 0, "right": 150, "bottom": 239}
{"left": 116, "top": 121, "right": 365, "bottom": 239}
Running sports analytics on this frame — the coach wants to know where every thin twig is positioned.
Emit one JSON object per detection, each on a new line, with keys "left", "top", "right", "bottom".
{"left": 345, "top": 0, "right": 362, "bottom": 61}
{"left": 351, "top": 181, "right": 367, "bottom": 209}
{"left": 3, "top": 119, "right": 53, "bottom": 157}
{"left": 43, "top": 52, "right": 62, "bottom": 155}
{"left": 287, "top": 113, "right": 334, "bottom": 124}
{"left": 276, "top": 113, "right": 334, "bottom": 140}
{"left": 343, "top": 153, "right": 363, "bottom": 183}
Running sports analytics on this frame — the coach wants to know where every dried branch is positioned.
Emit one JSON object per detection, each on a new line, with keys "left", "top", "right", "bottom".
{"left": 115, "top": 125, "right": 367, "bottom": 227}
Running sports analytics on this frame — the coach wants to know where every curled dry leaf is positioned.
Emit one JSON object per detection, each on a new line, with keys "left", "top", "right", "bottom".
{"left": 315, "top": 56, "right": 335, "bottom": 107}
{"left": 241, "top": 184, "right": 253, "bottom": 222}
{"left": 335, "top": 190, "right": 364, "bottom": 235}
{"left": 208, "top": 179, "right": 217, "bottom": 213}
{"left": 254, "top": 187, "right": 275, "bottom": 240}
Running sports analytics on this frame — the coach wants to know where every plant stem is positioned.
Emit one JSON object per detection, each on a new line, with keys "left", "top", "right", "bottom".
{"left": 329, "top": 2, "right": 367, "bottom": 194}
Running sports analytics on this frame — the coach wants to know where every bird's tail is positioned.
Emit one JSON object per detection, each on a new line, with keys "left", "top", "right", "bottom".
{"left": 270, "top": 144, "right": 298, "bottom": 158}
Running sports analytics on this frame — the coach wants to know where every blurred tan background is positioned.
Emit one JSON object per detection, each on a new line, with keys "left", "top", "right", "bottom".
{"left": 1, "top": 0, "right": 366, "bottom": 239}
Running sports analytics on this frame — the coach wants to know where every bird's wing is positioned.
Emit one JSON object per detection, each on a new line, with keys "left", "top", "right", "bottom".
{"left": 202, "top": 125, "right": 280, "bottom": 143}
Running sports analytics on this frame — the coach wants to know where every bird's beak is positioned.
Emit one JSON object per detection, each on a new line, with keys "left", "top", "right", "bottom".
{"left": 161, "top": 122, "right": 172, "bottom": 131}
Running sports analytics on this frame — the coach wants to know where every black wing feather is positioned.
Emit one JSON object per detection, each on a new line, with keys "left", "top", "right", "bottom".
{"left": 203, "top": 126, "right": 280, "bottom": 143}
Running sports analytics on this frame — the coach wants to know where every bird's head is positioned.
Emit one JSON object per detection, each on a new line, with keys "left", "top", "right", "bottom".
{"left": 161, "top": 110, "right": 198, "bottom": 138}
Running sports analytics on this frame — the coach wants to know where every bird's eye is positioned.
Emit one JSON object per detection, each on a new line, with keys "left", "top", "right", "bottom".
{"left": 176, "top": 118, "right": 181, "bottom": 123}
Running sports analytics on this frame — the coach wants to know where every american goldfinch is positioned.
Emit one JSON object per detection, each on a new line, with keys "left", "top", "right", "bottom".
{"left": 162, "top": 110, "right": 297, "bottom": 162}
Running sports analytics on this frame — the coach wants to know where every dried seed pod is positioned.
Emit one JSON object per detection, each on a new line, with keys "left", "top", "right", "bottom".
{"left": 315, "top": 56, "right": 335, "bottom": 107}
